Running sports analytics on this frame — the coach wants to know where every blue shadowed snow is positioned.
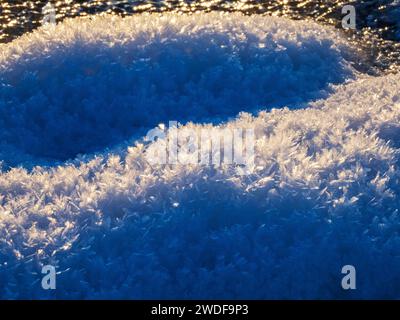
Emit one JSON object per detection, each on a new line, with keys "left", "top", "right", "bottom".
{"left": 0, "top": 13, "right": 354, "bottom": 167}
{"left": 1, "top": 13, "right": 400, "bottom": 300}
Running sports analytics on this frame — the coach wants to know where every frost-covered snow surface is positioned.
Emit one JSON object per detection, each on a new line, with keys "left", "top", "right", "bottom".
{"left": 0, "top": 13, "right": 356, "bottom": 167}
{"left": 0, "top": 13, "right": 400, "bottom": 299}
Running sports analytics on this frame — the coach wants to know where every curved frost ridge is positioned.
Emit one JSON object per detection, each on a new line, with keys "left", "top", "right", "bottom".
{"left": 1, "top": 71, "right": 400, "bottom": 298}
{"left": 1, "top": 13, "right": 399, "bottom": 299}
{"left": 0, "top": 12, "right": 357, "bottom": 167}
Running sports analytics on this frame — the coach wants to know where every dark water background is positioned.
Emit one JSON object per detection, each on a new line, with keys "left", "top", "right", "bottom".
{"left": 0, "top": 1, "right": 399, "bottom": 74}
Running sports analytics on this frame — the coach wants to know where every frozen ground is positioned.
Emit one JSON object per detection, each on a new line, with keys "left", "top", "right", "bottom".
{"left": 0, "top": 12, "right": 356, "bottom": 167}
{"left": 0, "top": 13, "right": 399, "bottom": 299}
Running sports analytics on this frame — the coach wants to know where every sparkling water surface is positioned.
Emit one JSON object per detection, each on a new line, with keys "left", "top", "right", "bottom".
{"left": 1, "top": 1, "right": 399, "bottom": 74}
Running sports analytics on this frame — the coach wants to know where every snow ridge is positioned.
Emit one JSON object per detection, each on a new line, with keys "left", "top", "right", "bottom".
{"left": 0, "top": 12, "right": 355, "bottom": 167}
{"left": 0, "top": 13, "right": 399, "bottom": 299}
